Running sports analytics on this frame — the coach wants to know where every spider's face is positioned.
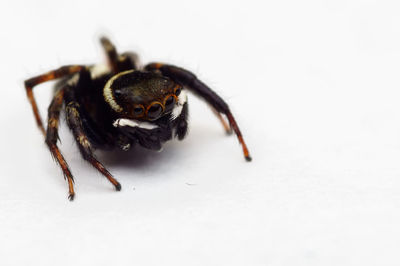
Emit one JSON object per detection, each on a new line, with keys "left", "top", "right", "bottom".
{"left": 103, "top": 70, "right": 182, "bottom": 121}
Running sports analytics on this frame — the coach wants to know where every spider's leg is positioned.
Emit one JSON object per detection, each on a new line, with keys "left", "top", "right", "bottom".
{"left": 24, "top": 65, "right": 85, "bottom": 136}
{"left": 45, "top": 88, "right": 76, "bottom": 200}
{"left": 174, "top": 102, "right": 189, "bottom": 140}
{"left": 119, "top": 51, "right": 140, "bottom": 70}
{"left": 100, "top": 36, "right": 119, "bottom": 73}
{"left": 145, "top": 63, "right": 251, "bottom": 161}
{"left": 64, "top": 93, "right": 121, "bottom": 191}
{"left": 211, "top": 106, "right": 233, "bottom": 135}
{"left": 100, "top": 37, "right": 139, "bottom": 72}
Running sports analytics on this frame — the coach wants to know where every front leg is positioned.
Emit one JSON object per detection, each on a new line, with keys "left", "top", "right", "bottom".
{"left": 145, "top": 63, "right": 251, "bottom": 161}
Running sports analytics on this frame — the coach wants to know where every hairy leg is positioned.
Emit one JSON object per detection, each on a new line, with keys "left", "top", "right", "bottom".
{"left": 64, "top": 92, "right": 121, "bottom": 191}
{"left": 145, "top": 63, "right": 251, "bottom": 161}
{"left": 45, "top": 88, "right": 76, "bottom": 200}
{"left": 25, "top": 65, "right": 85, "bottom": 135}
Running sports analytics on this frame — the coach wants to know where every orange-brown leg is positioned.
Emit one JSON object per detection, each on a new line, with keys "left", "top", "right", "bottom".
{"left": 24, "top": 65, "right": 85, "bottom": 136}
{"left": 45, "top": 88, "right": 76, "bottom": 200}
{"left": 65, "top": 101, "right": 121, "bottom": 191}
{"left": 225, "top": 113, "right": 251, "bottom": 161}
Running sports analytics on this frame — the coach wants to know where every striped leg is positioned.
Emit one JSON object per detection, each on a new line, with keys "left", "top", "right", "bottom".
{"left": 65, "top": 100, "right": 121, "bottom": 191}
{"left": 145, "top": 63, "right": 251, "bottom": 161}
{"left": 24, "top": 65, "right": 85, "bottom": 136}
{"left": 45, "top": 88, "right": 76, "bottom": 200}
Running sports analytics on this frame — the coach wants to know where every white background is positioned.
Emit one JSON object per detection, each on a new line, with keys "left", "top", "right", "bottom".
{"left": 1, "top": 0, "right": 400, "bottom": 265}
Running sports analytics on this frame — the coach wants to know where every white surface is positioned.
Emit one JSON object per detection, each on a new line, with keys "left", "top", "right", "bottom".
{"left": 1, "top": 0, "right": 400, "bottom": 265}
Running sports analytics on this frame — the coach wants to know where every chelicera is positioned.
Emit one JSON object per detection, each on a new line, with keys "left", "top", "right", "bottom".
{"left": 25, "top": 37, "right": 252, "bottom": 200}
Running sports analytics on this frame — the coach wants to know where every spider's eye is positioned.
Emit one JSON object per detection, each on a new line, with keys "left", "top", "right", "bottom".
{"left": 147, "top": 103, "right": 163, "bottom": 120}
{"left": 174, "top": 87, "right": 182, "bottom": 96}
{"left": 164, "top": 96, "right": 176, "bottom": 112}
{"left": 133, "top": 106, "right": 144, "bottom": 116}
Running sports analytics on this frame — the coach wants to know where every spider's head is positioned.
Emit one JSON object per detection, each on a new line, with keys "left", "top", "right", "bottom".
{"left": 103, "top": 70, "right": 182, "bottom": 121}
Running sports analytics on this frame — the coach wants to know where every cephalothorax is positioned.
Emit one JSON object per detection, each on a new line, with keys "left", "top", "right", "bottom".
{"left": 25, "top": 37, "right": 251, "bottom": 200}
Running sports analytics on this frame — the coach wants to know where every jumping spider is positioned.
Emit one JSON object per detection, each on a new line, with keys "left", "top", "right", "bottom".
{"left": 25, "top": 37, "right": 251, "bottom": 200}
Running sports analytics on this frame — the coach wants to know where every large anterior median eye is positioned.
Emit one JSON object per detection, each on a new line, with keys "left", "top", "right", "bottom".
{"left": 164, "top": 96, "right": 176, "bottom": 112}
{"left": 147, "top": 103, "right": 163, "bottom": 120}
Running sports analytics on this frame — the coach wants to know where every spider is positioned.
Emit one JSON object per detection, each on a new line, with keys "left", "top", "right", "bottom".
{"left": 25, "top": 37, "right": 252, "bottom": 200}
